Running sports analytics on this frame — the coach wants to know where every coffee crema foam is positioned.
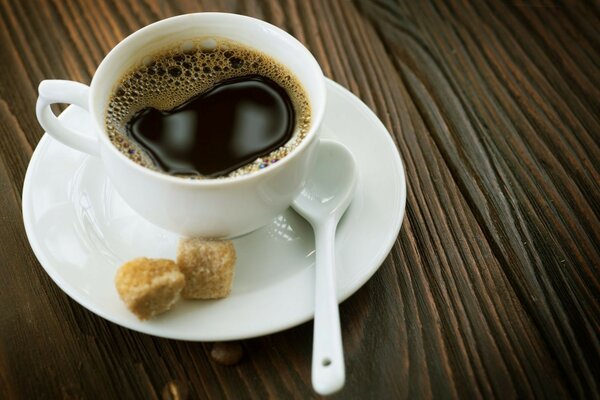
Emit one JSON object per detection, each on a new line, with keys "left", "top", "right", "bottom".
{"left": 105, "top": 38, "right": 311, "bottom": 178}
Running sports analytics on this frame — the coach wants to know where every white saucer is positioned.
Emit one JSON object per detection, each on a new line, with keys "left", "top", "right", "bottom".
{"left": 22, "top": 79, "right": 406, "bottom": 341}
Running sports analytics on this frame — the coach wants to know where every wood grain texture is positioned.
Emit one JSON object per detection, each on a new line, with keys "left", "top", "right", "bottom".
{"left": 0, "top": 0, "right": 598, "bottom": 398}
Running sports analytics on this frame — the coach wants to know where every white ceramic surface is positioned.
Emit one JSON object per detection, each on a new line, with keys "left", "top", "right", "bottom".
{"left": 23, "top": 79, "right": 407, "bottom": 341}
{"left": 35, "top": 13, "right": 327, "bottom": 238}
{"left": 292, "top": 140, "right": 358, "bottom": 395}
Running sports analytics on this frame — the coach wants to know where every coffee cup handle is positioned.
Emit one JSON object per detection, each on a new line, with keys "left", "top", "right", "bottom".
{"left": 36, "top": 80, "right": 100, "bottom": 156}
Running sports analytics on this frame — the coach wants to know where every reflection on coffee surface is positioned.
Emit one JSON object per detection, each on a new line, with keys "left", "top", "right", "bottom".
{"left": 105, "top": 38, "right": 311, "bottom": 178}
{"left": 127, "top": 75, "right": 295, "bottom": 177}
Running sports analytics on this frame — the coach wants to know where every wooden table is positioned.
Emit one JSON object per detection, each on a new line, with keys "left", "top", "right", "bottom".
{"left": 1, "top": 1, "right": 598, "bottom": 398}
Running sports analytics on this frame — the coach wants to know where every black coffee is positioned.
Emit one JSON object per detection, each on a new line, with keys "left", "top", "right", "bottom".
{"left": 105, "top": 38, "right": 311, "bottom": 179}
{"left": 127, "top": 75, "right": 295, "bottom": 177}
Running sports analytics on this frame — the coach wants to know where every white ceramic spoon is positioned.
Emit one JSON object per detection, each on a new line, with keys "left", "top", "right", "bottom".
{"left": 292, "top": 139, "right": 358, "bottom": 395}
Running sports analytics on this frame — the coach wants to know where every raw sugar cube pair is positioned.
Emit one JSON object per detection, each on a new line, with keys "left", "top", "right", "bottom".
{"left": 115, "top": 238, "right": 236, "bottom": 320}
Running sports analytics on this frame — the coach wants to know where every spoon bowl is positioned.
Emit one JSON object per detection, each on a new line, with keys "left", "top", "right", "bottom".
{"left": 293, "top": 141, "right": 357, "bottom": 222}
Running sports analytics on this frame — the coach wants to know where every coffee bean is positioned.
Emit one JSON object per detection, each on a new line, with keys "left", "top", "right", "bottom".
{"left": 210, "top": 342, "right": 243, "bottom": 366}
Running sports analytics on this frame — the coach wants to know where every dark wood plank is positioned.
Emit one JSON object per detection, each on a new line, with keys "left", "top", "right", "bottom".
{"left": 0, "top": 0, "right": 598, "bottom": 398}
{"left": 351, "top": 0, "right": 599, "bottom": 397}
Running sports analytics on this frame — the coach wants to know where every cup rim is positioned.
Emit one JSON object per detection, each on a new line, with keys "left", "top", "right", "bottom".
{"left": 89, "top": 12, "right": 326, "bottom": 187}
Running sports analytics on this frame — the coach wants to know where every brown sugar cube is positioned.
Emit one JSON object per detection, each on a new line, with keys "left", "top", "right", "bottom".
{"left": 177, "top": 238, "right": 237, "bottom": 299}
{"left": 115, "top": 258, "right": 185, "bottom": 320}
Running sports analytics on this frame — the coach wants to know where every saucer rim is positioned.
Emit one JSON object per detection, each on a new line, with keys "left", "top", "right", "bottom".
{"left": 22, "top": 78, "right": 407, "bottom": 341}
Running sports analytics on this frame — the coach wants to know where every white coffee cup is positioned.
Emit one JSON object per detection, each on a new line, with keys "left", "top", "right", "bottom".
{"left": 36, "top": 13, "right": 326, "bottom": 238}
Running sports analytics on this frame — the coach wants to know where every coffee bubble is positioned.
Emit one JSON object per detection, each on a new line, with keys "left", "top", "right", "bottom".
{"left": 201, "top": 38, "right": 217, "bottom": 51}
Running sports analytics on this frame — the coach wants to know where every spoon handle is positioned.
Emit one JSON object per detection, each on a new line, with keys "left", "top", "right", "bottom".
{"left": 312, "top": 220, "right": 345, "bottom": 395}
